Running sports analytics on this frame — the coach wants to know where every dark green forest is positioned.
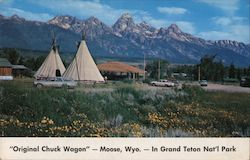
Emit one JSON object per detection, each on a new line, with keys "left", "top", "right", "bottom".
{"left": 1, "top": 48, "right": 250, "bottom": 81}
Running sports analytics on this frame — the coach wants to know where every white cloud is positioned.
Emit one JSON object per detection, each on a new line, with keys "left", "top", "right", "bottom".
{"left": 157, "top": 7, "right": 187, "bottom": 15}
{"left": 212, "top": 16, "right": 246, "bottom": 26}
{"left": 134, "top": 12, "right": 169, "bottom": 28}
{"left": 30, "top": 0, "right": 195, "bottom": 33}
{"left": 0, "top": 7, "right": 53, "bottom": 21}
{"left": 175, "top": 21, "right": 195, "bottom": 34}
{"left": 198, "top": 24, "right": 249, "bottom": 43}
{"left": 197, "top": 0, "right": 239, "bottom": 14}
{"left": 199, "top": 31, "right": 232, "bottom": 40}
{"left": 230, "top": 24, "right": 249, "bottom": 42}
{"left": 29, "top": 0, "right": 130, "bottom": 25}
{"left": 141, "top": 16, "right": 168, "bottom": 28}
{"left": 212, "top": 17, "right": 232, "bottom": 26}
{"left": 202, "top": 15, "right": 250, "bottom": 43}
{"left": 0, "top": 0, "right": 13, "bottom": 4}
{"left": 198, "top": 0, "right": 248, "bottom": 42}
{"left": 1, "top": 0, "right": 196, "bottom": 34}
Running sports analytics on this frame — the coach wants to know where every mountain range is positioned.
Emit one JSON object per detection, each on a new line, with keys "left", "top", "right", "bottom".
{"left": 0, "top": 13, "right": 249, "bottom": 67}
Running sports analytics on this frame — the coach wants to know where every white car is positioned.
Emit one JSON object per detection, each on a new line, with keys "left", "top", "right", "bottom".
{"left": 34, "top": 77, "right": 77, "bottom": 88}
{"left": 150, "top": 80, "right": 175, "bottom": 87}
{"left": 199, "top": 80, "right": 208, "bottom": 86}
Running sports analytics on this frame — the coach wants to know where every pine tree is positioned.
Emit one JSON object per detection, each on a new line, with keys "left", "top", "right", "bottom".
{"left": 229, "top": 63, "right": 235, "bottom": 78}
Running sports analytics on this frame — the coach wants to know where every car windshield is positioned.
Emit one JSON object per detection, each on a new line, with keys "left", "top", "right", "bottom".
{"left": 64, "top": 78, "right": 74, "bottom": 81}
{"left": 56, "top": 77, "right": 62, "bottom": 81}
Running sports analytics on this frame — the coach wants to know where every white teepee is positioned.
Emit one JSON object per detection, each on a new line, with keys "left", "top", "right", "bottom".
{"left": 34, "top": 40, "right": 65, "bottom": 78}
{"left": 63, "top": 38, "right": 104, "bottom": 82}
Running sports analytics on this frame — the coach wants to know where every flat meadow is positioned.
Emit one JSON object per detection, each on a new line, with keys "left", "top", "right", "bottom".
{"left": 0, "top": 79, "right": 249, "bottom": 137}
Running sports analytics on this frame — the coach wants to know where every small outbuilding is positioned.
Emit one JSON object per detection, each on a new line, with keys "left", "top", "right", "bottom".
{"left": 97, "top": 61, "right": 144, "bottom": 80}
{"left": 12, "top": 65, "right": 30, "bottom": 77}
{"left": 0, "top": 58, "right": 13, "bottom": 80}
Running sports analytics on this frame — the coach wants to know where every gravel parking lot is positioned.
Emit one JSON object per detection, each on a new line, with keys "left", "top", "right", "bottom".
{"left": 202, "top": 83, "right": 250, "bottom": 93}
{"left": 63, "top": 80, "right": 250, "bottom": 94}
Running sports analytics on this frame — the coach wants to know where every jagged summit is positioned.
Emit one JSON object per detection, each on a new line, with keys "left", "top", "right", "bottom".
{"left": 167, "top": 24, "right": 182, "bottom": 34}
{"left": 11, "top": 14, "right": 22, "bottom": 19}
{"left": 120, "top": 13, "right": 133, "bottom": 19}
{"left": 0, "top": 14, "right": 5, "bottom": 20}
{"left": 115, "top": 13, "right": 134, "bottom": 25}
{"left": 49, "top": 15, "right": 76, "bottom": 22}
{"left": 85, "top": 16, "right": 103, "bottom": 25}
{"left": 113, "top": 13, "right": 135, "bottom": 33}
{"left": 215, "top": 40, "right": 244, "bottom": 46}
{"left": 84, "top": 16, "right": 113, "bottom": 36}
{"left": 0, "top": 13, "right": 249, "bottom": 66}
{"left": 138, "top": 21, "right": 155, "bottom": 31}
{"left": 10, "top": 14, "right": 25, "bottom": 21}
{"left": 48, "top": 15, "right": 78, "bottom": 29}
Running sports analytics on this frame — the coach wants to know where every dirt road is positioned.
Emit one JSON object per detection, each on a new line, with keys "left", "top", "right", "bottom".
{"left": 203, "top": 83, "right": 250, "bottom": 93}
{"left": 73, "top": 82, "right": 250, "bottom": 94}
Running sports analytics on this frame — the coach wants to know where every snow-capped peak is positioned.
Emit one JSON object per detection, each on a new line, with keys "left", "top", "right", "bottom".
{"left": 10, "top": 14, "right": 25, "bottom": 21}
{"left": 120, "top": 13, "right": 132, "bottom": 19}
{"left": 48, "top": 15, "right": 77, "bottom": 29}
{"left": 167, "top": 24, "right": 182, "bottom": 34}
{"left": 113, "top": 13, "right": 136, "bottom": 33}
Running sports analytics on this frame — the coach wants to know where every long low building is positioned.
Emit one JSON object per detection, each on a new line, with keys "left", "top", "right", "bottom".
{"left": 97, "top": 61, "right": 144, "bottom": 80}
{"left": 12, "top": 65, "right": 30, "bottom": 77}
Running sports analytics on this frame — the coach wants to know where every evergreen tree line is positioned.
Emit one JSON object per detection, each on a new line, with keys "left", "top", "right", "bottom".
{"left": 1, "top": 48, "right": 250, "bottom": 81}
{"left": 196, "top": 55, "right": 250, "bottom": 81}
{"left": 0, "top": 48, "right": 46, "bottom": 72}
{"left": 146, "top": 55, "right": 250, "bottom": 81}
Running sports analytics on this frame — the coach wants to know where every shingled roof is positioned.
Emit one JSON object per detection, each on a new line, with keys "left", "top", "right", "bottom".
{"left": 0, "top": 58, "right": 12, "bottom": 67}
{"left": 97, "top": 61, "right": 144, "bottom": 74}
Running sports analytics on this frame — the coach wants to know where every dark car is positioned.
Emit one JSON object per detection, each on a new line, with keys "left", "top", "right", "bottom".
{"left": 240, "top": 77, "right": 250, "bottom": 87}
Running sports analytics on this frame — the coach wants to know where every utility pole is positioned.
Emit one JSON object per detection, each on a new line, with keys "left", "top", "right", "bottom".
{"left": 198, "top": 65, "right": 200, "bottom": 81}
{"left": 158, "top": 60, "right": 161, "bottom": 81}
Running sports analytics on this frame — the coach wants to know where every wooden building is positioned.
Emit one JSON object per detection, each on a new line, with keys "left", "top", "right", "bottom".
{"left": 0, "top": 58, "right": 12, "bottom": 76}
{"left": 97, "top": 61, "right": 144, "bottom": 80}
{"left": 0, "top": 58, "right": 13, "bottom": 80}
{"left": 12, "top": 65, "right": 30, "bottom": 77}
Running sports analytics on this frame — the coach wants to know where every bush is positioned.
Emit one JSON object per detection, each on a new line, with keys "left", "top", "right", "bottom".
{"left": 0, "top": 82, "right": 249, "bottom": 137}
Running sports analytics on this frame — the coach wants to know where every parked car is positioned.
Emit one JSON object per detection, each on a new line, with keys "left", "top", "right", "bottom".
{"left": 150, "top": 79, "right": 175, "bottom": 87}
{"left": 34, "top": 77, "right": 77, "bottom": 88}
{"left": 171, "top": 80, "right": 180, "bottom": 86}
{"left": 199, "top": 80, "right": 208, "bottom": 86}
{"left": 240, "top": 77, "right": 250, "bottom": 87}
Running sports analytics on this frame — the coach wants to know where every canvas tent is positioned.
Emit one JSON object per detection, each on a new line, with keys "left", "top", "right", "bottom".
{"left": 63, "top": 37, "right": 104, "bottom": 82}
{"left": 34, "top": 39, "right": 65, "bottom": 78}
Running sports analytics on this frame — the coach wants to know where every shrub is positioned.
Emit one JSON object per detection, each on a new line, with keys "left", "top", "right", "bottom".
{"left": 0, "top": 82, "right": 249, "bottom": 137}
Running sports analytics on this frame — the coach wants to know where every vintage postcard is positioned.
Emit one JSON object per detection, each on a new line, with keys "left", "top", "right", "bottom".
{"left": 0, "top": 0, "right": 249, "bottom": 159}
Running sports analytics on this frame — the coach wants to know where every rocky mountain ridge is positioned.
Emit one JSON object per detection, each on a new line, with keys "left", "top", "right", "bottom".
{"left": 0, "top": 13, "right": 249, "bottom": 66}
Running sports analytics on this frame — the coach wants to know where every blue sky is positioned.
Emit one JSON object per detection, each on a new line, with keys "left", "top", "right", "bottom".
{"left": 0, "top": 0, "right": 249, "bottom": 43}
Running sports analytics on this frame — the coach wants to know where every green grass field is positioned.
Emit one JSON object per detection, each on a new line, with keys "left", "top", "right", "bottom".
{"left": 0, "top": 79, "right": 249, "bottom": 137}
